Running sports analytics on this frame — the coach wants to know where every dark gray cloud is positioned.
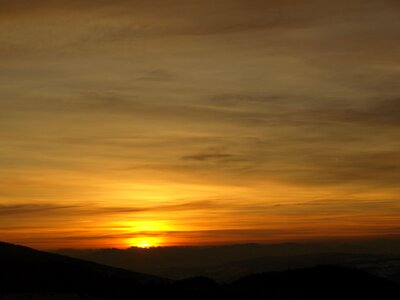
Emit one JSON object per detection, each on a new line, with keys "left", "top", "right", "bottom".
{"left": 183, "top": 152, "right": 235, "bottom": 162}
{"left": 136, "top": 69, "right": 175, "bottom": 82}
{"left": 0, "top": 204, "right": 79, "bottom": 216}
{"left": 0, "top": 200, "right": 222, "bottom": 217}
{"left": 211, "top": 94, "right": 285, "bottom": 107}
{"left": 308, "top": 150, "right": 400, "bottom": 186}
{"left": 321, "top": 98, "right": 400, "bottom": 127}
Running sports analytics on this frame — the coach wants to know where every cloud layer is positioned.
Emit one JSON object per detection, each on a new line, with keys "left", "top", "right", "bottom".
{"left": 0, "top": 0, "right": 399, "bottom": 248}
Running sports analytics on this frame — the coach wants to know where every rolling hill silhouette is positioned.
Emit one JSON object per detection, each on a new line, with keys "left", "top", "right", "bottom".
{"left": 163, "top": 252, "right": 400, "bottom": 283}
{"left": 58, "top": 243, "right": 400, "bottom": 282}
{"left": 1, "top": 241, "right": 399, "bottom": 299}
{"left": 0, "top": 241, "right": 168, "bottom": 299}
{"left": 222, "top": 265, "right": 399, "bottom": 300}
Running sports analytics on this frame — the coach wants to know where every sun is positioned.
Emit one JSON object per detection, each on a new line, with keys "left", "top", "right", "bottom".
{"left": 127, "top": 236, "right": 162, "bottom": 248}
{"left": 137, "top": 240, "right": 153, "bottom": 248}
{"left": 119, "top": 220, "right": 169, "bottom": 248}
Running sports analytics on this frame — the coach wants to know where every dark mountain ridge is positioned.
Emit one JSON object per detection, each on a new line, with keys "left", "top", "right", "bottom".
{"left": 0, "top": 241, "right": 168, "bottom": 299}
{"left": 1, "top": 241, "right": 399, "bottom": 300}
{"left": 57, "top": 242, "right": 400, "bottom": 282}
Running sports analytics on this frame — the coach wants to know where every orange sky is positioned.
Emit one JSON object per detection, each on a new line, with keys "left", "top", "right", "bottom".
{"left": 0, "top": 0, "right": 399, "bottom": 249}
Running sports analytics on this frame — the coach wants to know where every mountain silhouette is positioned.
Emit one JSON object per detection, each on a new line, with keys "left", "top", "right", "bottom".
{"left": 1, "top": 241, "right": 399, "bottom": 299}
{"left": 58, "top": 243, "right": 400, "bottom": 282}
{"left": 224, "top": 265, "right": 400, "bottom": 300}
{"left": 169, "top": 252, "right": 400, "bottom": 283}
{"left": 0, "top": 241, "right": 168, "bottom": 299}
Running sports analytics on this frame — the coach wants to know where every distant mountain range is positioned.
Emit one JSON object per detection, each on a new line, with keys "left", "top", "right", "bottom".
{"left": 57, "top": 242, "right": 400, "bottom": 282}
{"left": 1, "top": 241, "right": 399, "bottom": 299}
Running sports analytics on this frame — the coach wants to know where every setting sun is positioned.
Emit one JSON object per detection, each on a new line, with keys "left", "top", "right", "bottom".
{"left": 118, "top": 220, "right": 169, "bottom": 248}
{"left": 127, "top": 237, "right": 163, "bottom": 248}
{"left": 137, "top": 240, "right": 153, "bottom": 248}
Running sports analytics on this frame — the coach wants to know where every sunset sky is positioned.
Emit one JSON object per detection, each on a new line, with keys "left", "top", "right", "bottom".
{"left": 1, "top": 0, "right": 399, "bottom": 249}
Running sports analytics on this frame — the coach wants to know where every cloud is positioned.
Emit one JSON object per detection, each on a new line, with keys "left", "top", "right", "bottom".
{"left": 0, "top": 204, "right": 79, "bottom": 216}
{"left": 0, "top": 200, "right": 222, "bottom": 217}
{"left": 271, "top": 198, "right": 400, "bottom": 216}
{"left": 211, "top": 94, "right": 285, "bottom": 107}
{"left": 1, "top": 0, "right": 400, "bottom": 248}
{"left": 136, "top": 69, "right": 175, "bottom": 82}
{"left": 310, "top": 152, "right": 395, "bottom": 188}
{"left": 183, "top": 152, "right": 234, "bottom": 162}
{"left": 321, "top": 98, "right": 400, "bottom": 127}
{"left": 2, "top": 0, "right": 399, "bottom": 56}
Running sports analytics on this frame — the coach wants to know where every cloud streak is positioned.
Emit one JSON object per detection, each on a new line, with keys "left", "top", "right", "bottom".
{"left": 1, "top": 0, "right": 399, "bottom": 248}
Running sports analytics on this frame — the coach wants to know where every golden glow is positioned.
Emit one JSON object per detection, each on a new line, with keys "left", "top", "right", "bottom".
{"left": 135, "top": 220, "right": 171, "bottom": 232}
{"left": 115, "top": 220, "right": 172, "bottom": 233}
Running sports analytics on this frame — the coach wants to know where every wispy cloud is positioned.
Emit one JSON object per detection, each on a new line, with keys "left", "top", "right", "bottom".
{"left": 0, "top": 204, "right": 79, "bottom": 216}
{"left": 0, "top": 200, "right": 223, "bottom": 217}
{"left": 1, "top": 0, "right": 400, "bottom": 248}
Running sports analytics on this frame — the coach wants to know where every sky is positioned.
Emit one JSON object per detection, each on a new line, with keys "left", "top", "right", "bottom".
{"left": 0, "top": 0, "right": 399, "bottom": 249}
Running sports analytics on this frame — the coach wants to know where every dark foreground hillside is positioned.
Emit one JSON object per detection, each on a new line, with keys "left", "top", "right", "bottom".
{"left": 1, "top": 242, "right": 399, "bottom": 300}
{"left": 0, "top": 242, "right": 169, "bottom": 299}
